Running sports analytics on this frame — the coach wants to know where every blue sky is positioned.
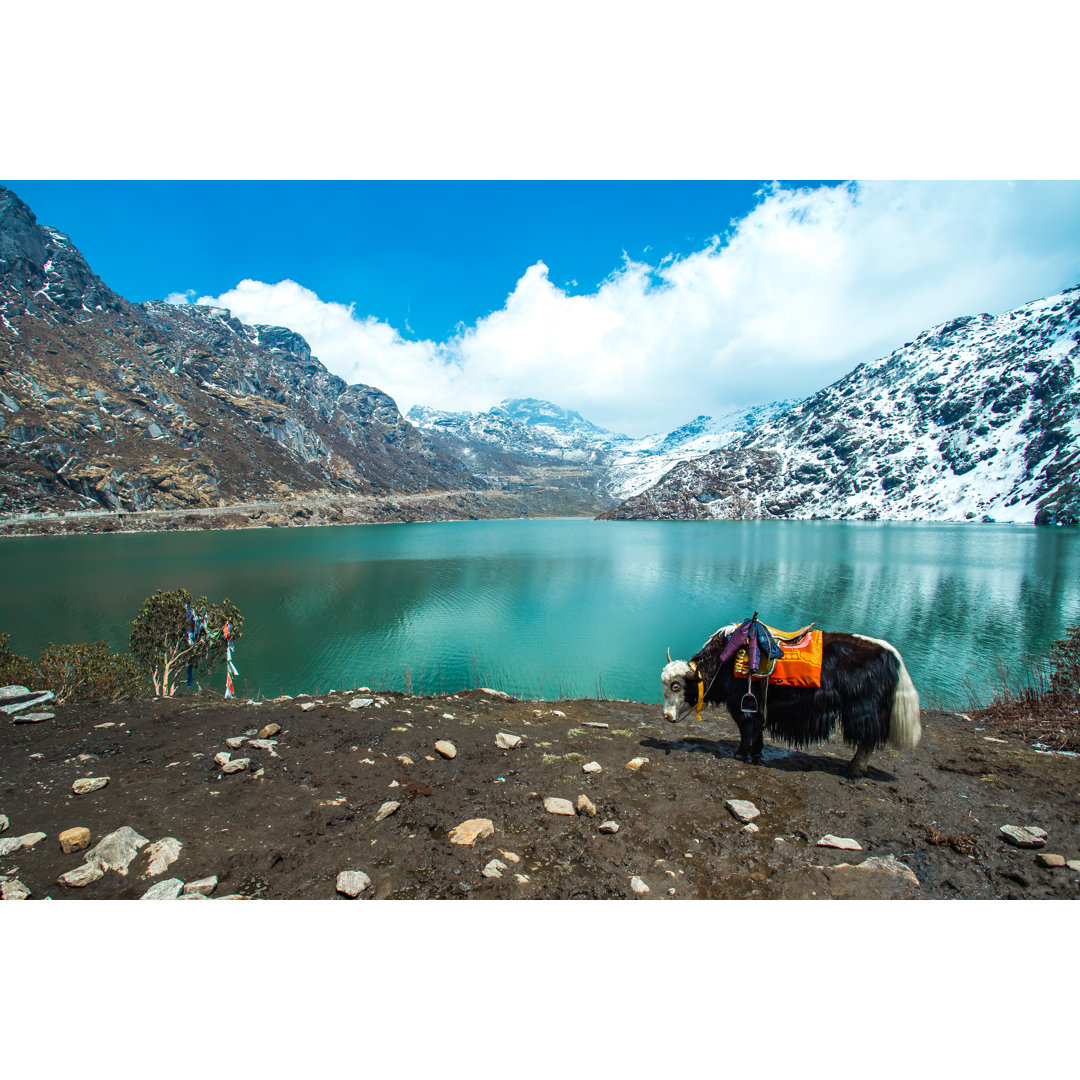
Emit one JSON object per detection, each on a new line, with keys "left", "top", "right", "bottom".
{"left": 4, "top": 179, "right": 781, "bottom": 342}
{"left": 6, "top": 178, "right": 1080, "bottom": 437}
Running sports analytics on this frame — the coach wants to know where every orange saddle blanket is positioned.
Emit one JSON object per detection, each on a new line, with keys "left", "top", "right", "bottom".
{"left": 733, "top": 623, "right": 823, "bottom": 688}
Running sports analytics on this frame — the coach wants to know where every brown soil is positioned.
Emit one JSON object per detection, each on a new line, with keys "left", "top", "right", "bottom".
{"left": 3, "top": 690, "right": 1078, "bottom": 900}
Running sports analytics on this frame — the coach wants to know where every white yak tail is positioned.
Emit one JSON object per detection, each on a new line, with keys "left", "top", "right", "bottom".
{"left": 887, "top": 650, "right": 922, "bottom": 749}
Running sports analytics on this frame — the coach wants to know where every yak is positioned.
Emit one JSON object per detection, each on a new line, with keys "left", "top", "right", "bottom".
{"left": 661, "top": 619, "right": 921, "bottom": 776}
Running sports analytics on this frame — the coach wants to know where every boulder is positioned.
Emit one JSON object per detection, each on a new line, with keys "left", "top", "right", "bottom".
{"left": 183, "top": 876, "right": 218, "bottom": 897}
{"left": 543, "top": 797, "right": 575, "bottom": 816}
{"left": 59, "top": 827, "right": 91, "bottom": 854}
{"left": 582, "top": 761, "right": 602, "bottom": 773}
{"left": 726, "top": 799, "right": 760, "bottom": 823}
{"left": 72, "top": 776, "right": 109, "bottom": 795}
{"left": 817, "top": 835, "right": 863, "bottom": 851}
{"left": 85, "top": 826, "right": 149, "bottom": 875}
{"left": 349, "top": 698, "right": 374, "bottom": 709}
{"left": 141, "top": 878, "right": 184, "bottom": 900}
{"left": 1, "top": 878, "right": 31, "bottom": 900}
{"left": 336, "top": 870, "right": 371, "bottom": 897}
{"left": 58, "top": 861, "right": 105, "bottom": 887}
{"left": 143, "top": 837, "right": 182, "bottom": 877}
{"left": 447, "top": 818, "right": 494, "bottom": 846}
{"left": 1000, "top": 825, "right": 1048, "bottom": 848}
{"left": 1035, "top": 853, "right": 1066, "bottom": 868}
{"left": 495, "top": 732, "right": 522, "bottom": 749}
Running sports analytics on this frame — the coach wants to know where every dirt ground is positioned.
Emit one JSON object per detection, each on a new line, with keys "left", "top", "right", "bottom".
{"left": 2, "top": 688, "right": 1078, "bottom": 900}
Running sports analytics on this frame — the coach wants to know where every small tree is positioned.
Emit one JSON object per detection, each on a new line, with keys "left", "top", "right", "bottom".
{"left": 129, "top": 589, "right": 243, "bottom": 697}
{"left": 1048, "top": 623, "right": 1080, "bottom": 699}
{"left": 35, "top": 640, "right": 145, "bottom": 703}
{"left": 0, "top": 632, "right": 36, "bottom": 688}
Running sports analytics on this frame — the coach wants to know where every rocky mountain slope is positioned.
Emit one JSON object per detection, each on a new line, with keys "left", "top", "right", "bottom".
{"left": 601, "top": 287, "right": 1080, "bottom": 525}
{"left": 0, "top": 186, "right": 479, "bottom": 515}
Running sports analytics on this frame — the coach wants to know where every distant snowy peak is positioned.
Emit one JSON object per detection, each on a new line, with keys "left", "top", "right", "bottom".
{"left": 602, "top": 285, "right": 1080, "bottom": 524}
{"left": 490, "top": 397, "right": 625, "bottom": 440}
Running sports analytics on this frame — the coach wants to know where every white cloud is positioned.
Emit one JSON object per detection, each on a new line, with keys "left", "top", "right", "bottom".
{"left": 190, "top": 181, "right": 1080, "bottom": 437}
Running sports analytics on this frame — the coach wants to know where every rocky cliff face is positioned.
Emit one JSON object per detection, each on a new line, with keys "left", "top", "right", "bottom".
{"left": 601, "top": 287, "right": 1080, "bottom": 525}
{"left": 0, "top": 186, "right": 478, "bottom": 514}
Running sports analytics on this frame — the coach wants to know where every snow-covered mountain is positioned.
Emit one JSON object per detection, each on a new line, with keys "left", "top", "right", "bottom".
{"left": 406, "top": 397, "right": 796, "bottom": 503}
{"left": 601, "top": 287, "right": 1080, "bottom": 525}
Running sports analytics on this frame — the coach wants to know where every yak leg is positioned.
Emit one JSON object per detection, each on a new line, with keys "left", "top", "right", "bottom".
{"left": 749, "top": 716, "right": 765, "bottom": 764}
{"left": 733, "top": 715, "right": 753, "bottom": 761}
{"left": 848, "top": 742, "right": 873, "bottom": 777}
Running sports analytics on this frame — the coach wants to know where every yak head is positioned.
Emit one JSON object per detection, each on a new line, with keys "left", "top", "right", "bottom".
{"left": 661, "top": 652, "right": 702, "bottom": 724}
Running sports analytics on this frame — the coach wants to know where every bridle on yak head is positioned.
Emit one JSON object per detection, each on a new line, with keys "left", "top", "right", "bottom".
{"left": 668, "top": 648, "right": 707, "bottom": 721}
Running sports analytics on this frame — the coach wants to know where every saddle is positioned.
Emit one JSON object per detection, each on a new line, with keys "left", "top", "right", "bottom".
{"left": 726, "top": 614, "right": 823, "bottom": 689}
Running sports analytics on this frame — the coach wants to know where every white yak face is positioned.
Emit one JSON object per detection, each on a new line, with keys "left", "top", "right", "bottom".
{"left": 661, "top": 660, "right": 697, "bottom": 723}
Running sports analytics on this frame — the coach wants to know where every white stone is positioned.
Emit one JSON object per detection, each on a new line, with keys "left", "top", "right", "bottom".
{"left": 626, "top": 756, "right": 649, "bottom": 771}
{"left": 375, "top": 801, "right": 400, "bottom": 821}
{"left": 827, "top": 855, "right": 921, "bottom": 888}
{"left": 143, "top": 838, "right": 182, "bottom": 878}
{"left": 583, "top": 722, "right": 609, "bottom": 728}
{"left": 495, "top": 732, "right": 522, "bottom": 749}
{"left": 435, "top": 740, "right": 457, "bottom": 759}
{"left": 630, "top": 876, "right": 650, "bottom": 894}
{"left": 726, "top": 799, "right": 761, "bottom": 823}
{"left": 599, "top": 821, "right": 620, "bottom": 833}
{"left": 0, "top": 836, "right": 24, "bottom": 857}
{"left": 85, "top": 826, "right": 149, "bottom": 875}
{"left": 743, "top": 822, "right": 760, "bottom": 833}
{"left": 1000, "top": 825, "right": 1048, "bottom": 848}
{"left": 225, "top": 736, "right": 247, "bottom": 749}
{"left": 0, "top": 814, "right": 7, "bottom": 832}
{"left": 214, "top": 751, "right": 231, "bottom": 767}
{"left": 72, "top": 776, "right": 109, "bottom": 795}
{"left": 141, "top": 878, "right": 184, "bottom": 900}
{"left": 13, "top": 711, "right": 54, "bottom": 723}
{"left": 577, "top": 794, "right": 597, "bottom": 818}
{"left": 582, "top": 761, "right": 602, "bottom": 773}
{"left": 1, "top": 878, "right": 31, "bottom": 900}
{"left": 59, "top": 861, "right": 105, "bottom": 887}
{"left": 480, "top": 687, "right": 512, "bottom": 699}
{"left": 336, "top": 870, "right": 371, "bottom": 897}
{"left": 543, "top": 797, "right": 576, "bottom": 816}
{"left": 483, "top": 859, "right": 508, "bottom": 879}
{"left": 397, "top": 755, "right": 414, "bottom": 766}
{"left": 817, "top": 835, "right": 863, "bottom": 851}
{"left": 514, "top": 873, "right": 530, "bottom": 884}
{"left": 18, "top": 832, "right": 47, "bottom": 848}
{"left": 349, "top": 697, "right": 374, "bottom": 709}
{"left": 300, "top": 702, "right": 317, "bottom": 711}
{"left": 221, "top": 758, "right": 250, "bottom": 773}
{"left": 183, "top": 875, "right": 218, "bottom": 896}
{"left": 447, "top": 818, "right": 494, "bottom": 845}
{"left": 498, "top": 849, "right": 520, "bottom": 863}
{"left": 246, "top": 739, "right": 279, "bottom": 756}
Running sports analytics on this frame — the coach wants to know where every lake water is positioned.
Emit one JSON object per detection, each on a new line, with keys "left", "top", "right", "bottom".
{"left": 2, "top": 519, "right": 1078, "bottom": 708}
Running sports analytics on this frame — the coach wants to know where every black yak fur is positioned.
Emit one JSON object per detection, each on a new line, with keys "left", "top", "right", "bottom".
{"left": 662, "top": 627, "right": 921, "bottom": 776}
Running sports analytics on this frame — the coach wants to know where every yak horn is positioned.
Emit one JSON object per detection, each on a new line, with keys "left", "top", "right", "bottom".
{"left": 667, "top": 647, "right": 672, "bottom": 663}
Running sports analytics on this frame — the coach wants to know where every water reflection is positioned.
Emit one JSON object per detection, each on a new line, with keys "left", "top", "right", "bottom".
{"left": 1, "top": 519, "right": 1077, "bottom": 707}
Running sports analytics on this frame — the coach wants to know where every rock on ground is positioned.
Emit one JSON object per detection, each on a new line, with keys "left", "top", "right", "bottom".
{"left": 447, "top": 818, "right": 494, "bottom": 845}
{"left": 577, "top": 795, "right": 597, "bottom": 818}
{"left": 495, "top": 732, "right": 522, "bottom": 749}
{"left": 582, "top": 761, "right": 602, "bottom": 773}
{"left": 141, "top": 878, "right": 184, "bottom": 900}
{"left": 543, "top": 797, "right": 575, "bottom": 816}
{"left": 1, "top": 878, "right": 31, "bottom": 899}
{"left": 483, "top": 859, "right": 508, "bottom": 879}
{"left": 375, "top": 801, "right": 400, "bottom": 821}
{"left": 725, "top": 799, "right": 760, "bottom": 823}
{"left": 336, "top": 870, "right": 371, "bottom": 897}
{"left": 1000, "top": 825, "right": 1048, "bottom": 848}
{"left": 599, "top": 821, "right": 620, "bottom": 833}
{"left": 72, "top": 777, "right": 109, "bottom": 795}
{"left": 143, "top": 837, "right": 183, "bottom": 878}
{"left": 85, "top": 826, "right": 149, "bottom": 875}
{"left": 435, "top": 740, "right": 457, "bottom": 759}
{"left": 59, "top": 861, "right": 105, "bottom": 887}
{"left": 630, "top": 876, "right": 650, "bottom": 894}
{"left": 817, "top": 835, "right": 863, "bottom": 850}
{"left": 184, "top": 876, "right": 218, "bottom": 896}
{"left": 59, "top": 827, "right": 91, "bottom": 854}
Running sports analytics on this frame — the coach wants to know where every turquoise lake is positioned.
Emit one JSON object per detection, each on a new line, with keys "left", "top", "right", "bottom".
{"left": 2, "top": 518, "right": 1078, "bottom": 708}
